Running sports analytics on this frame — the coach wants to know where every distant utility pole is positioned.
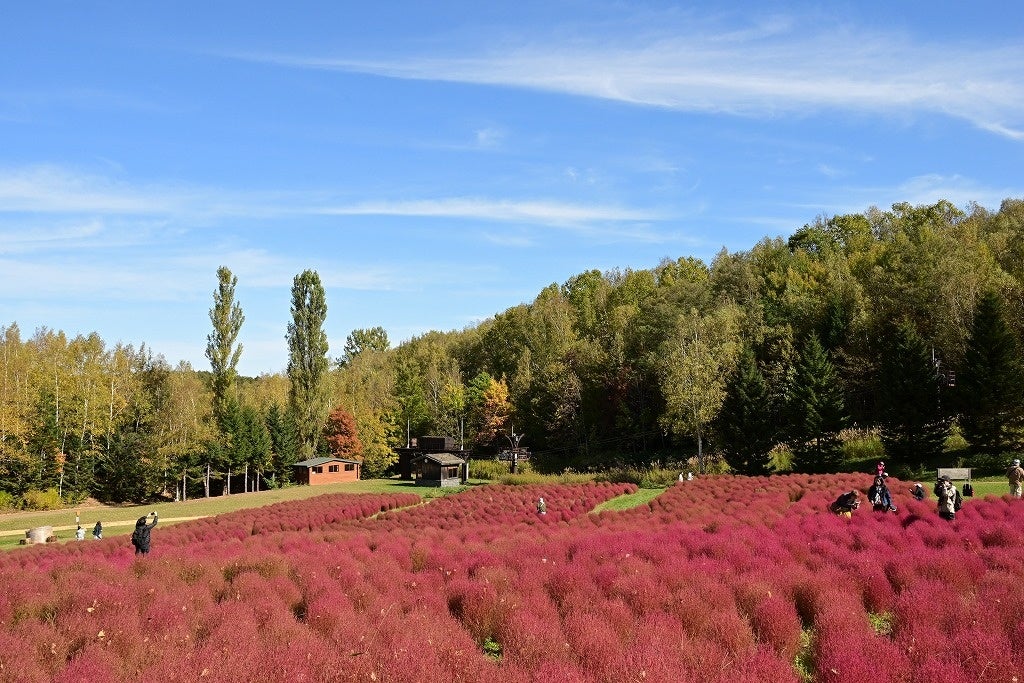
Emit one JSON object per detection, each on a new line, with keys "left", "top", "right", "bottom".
{"left": 504, "top": 424, "right": 524, "bottom": 473}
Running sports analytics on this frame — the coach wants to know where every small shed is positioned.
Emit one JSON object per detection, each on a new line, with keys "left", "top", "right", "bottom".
{"left": 395, "top": 436, "right": 471, "bottom": 480}
{"left": 411, "top": 452, "right": 467, "bottom": 487}
{"left": 292, "top": 457, "right": 361, "bottom": 485}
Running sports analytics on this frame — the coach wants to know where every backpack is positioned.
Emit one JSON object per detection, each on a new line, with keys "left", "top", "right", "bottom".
{"left": 962, "top": 481, "right": 974, "bottom": 497}
{"left": 130, "top": 528, "right": 141, "bottom": 547}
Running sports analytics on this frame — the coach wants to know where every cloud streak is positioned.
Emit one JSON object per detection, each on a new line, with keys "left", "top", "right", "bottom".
{"left": 313, "top": 197, "right": 663, "bottom": 225}
{"left": 232, "top": 18, "right": 1024, "bottom": 139}
{"left": 0, "top": 165, "right": 668, "bottom": 234}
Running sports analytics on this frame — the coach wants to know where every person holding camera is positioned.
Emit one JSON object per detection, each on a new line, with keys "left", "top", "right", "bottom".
{"left": 131, "top": 512, "right": 158, "bottom": 555}
{"left": 1007, "top": 459, "right": 1024, "bottom": 498}
{"left": 829, "top": 490, "right": 861, "bottom": 517}
{"left": 934, "top": 476, "right": 962, "bottom": 521}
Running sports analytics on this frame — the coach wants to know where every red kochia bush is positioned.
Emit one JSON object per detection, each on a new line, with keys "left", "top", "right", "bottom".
{"left": 1, "top": 476, "right": 1022, "bottom": 682}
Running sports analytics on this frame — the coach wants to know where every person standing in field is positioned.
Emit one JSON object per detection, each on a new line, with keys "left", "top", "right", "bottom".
{"left": 1007, "top": 459, "right": 1024, "bottom": 498}
{"left": 537, "top": 497, "right": 547, "bottom": 515}
{"left": 131, "top": 512, "right": 158, "bottom": 555}
{"left": 75, "top": 525, "right": 85, "bottom": 541}
{"left": 868, "top": 475, "right": 897, "bottom": 513}
{"left": 92, "top": 521, "right": 102, "bottom": 540}
{"left": 934, "top": 476, "right": 962, "bottom": 520}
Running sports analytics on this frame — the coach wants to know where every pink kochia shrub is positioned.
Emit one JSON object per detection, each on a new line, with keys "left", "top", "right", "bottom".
{"left": 0, "top": 476, "right": 1022, "bottom": 682}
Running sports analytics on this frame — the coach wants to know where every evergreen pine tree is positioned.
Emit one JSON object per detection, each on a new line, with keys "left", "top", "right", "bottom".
{"left": 876, "top": 320, "right": 949, "bottom": 471}
{"left": 787, "top": 334, "right": 848, "bottom": 473}
{"left": 265, "top": 402, "right": 299, "bottom": 485}
{"left": 714, "top": 347, "right": 777, "bottom": 475}
{"left": 957, "top": 291, "right": 1024, "bottom": 454}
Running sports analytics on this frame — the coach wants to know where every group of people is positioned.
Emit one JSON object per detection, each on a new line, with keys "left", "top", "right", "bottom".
{"left": 73, "top": 520, "right": 104, "bottom": 541}
{"left": 831, "top": 461, "right": 901, "bottom": 517}
{"left": 70, "top": 512, "right": 159, "bottom": 555}
{"left": 830, "top": 460, "right": 974, "bottom": 521}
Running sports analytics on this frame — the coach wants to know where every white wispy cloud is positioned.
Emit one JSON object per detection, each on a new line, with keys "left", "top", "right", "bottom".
{"left": 312, "top": 197, "right": 663, "bottom": 226}
{"left": 890, "top": 174, "right": 1019, "bottom": 210}
{"left": 778, "top": 173, "right": 1021, "bottom": 220}
{"left": 230, "top": 17, "right": 1024, "bottom": 139}
{"left": 474, "top": 127, "right": 506, "bottom": 149}
{"left": 0, "top": 165, "right": 668, "bottom": 234}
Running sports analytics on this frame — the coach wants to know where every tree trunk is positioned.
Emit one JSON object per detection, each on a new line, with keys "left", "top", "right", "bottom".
{"left": 697, "top": 432, "right": 704, "bottom": 474}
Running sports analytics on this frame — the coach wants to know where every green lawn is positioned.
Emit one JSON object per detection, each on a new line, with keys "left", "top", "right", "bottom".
{"left": 592, "top": 487, "right": 666, "bottom": 512}
{"left": 0, "top": 479, "right": 464, "bottom": 550}
{"left": 960, "top": 478, "right": 1013, "bottom": 499}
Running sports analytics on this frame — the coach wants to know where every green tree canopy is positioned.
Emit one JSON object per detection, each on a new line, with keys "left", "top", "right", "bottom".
{"left": 286, "top": 270, "right": 331, "bottom": 458}
{"left": 876, "top": 320, "right": 949, "bottom": 472}
{"left": 787, "top": 334, "right": 848, "bottom": 473}
{"left": 205, "top": 266, "right": 244, "bottom": 426}
{"left": 338, "top": 326, "right": 390, "bottom": 367}
{"left": 956, "top": 291, "right": 1024, "bottom": 454}
{"left": 714, "top": 347, "right": 777, "bottom": 476}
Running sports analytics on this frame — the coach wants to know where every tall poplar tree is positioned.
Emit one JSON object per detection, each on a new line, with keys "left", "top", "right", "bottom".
{"left": 286, "top": 270, "right": 331, "bottom": 457}
{"left": 205, "top": 266, "right": 244, "bottom": 427}
{"left": 787, "top": 334, "right": 848, "bottom": 473}
{"left": 957, "top": 291, "right": 1024, "bottom": 454}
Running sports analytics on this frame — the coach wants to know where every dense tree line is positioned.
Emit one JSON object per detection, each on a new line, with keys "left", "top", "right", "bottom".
{"left": 3, "top": 198, "right": 1024, "bottom": 505}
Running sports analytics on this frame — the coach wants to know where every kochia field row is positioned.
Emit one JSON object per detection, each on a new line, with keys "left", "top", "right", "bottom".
{"left": 0, "top": 476, "right": 1020, "bottom": 682}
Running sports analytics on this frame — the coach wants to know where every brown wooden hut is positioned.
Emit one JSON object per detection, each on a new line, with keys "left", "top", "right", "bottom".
{"left": 292, "top": 457, "right": 361, "bottom": 485}
{"left": 411, "top": 452, "right": 466, "bottom": 487}
{"left": 395, "top": 436, "right": 470, "bottom": 480}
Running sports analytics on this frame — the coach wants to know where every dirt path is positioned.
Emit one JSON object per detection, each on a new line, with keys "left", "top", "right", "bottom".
{"left": 0, "top": 516, "right": 208, "bottom": 538}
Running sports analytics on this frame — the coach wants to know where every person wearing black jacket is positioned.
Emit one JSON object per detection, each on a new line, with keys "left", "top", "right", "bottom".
{"left": 131, "top": 512, "right": 158, "bottom": 555}
{"left": 868, "top": 475, "right": 898, "bottom": 512}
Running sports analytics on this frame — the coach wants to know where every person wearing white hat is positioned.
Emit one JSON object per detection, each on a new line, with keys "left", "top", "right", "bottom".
{"left": 1007, "top": 458, "right": 1024, "bottom": 498}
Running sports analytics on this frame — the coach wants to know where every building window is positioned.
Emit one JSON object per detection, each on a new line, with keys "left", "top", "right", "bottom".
{"left": 328, "top": 464, "right": 339, "bottom": 473}
{"left": 344, "top": 463, "right": 355, "bottom": 471}
{"left": 312, "top": 466, "right": 323, "bottom": 474}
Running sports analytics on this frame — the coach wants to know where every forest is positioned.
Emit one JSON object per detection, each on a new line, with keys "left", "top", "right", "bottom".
{"left": 3, "top": 198, "right": 1024, "bottom": 507}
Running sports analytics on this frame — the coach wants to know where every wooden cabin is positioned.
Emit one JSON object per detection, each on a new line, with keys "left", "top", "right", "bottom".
{"left": 411, "top": 452, "right": 467, "bottom": 487}
{"left": 292, "top": 457, "right": 361, "bottom": 485}
{"left": 395, "top": 436, "right": 471, "bottom": 480}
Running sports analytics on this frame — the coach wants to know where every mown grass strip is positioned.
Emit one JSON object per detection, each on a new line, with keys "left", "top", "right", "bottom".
{"left": 0, "top": 479, "right": 458, "bottom": 549}
{"left": 591, "top": 487, "right": 665, "bottom": 512}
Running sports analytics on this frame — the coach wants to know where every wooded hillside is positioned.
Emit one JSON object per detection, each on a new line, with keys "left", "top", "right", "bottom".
{"left": 3, "top": 199, "right": 1024, "bottom": 505}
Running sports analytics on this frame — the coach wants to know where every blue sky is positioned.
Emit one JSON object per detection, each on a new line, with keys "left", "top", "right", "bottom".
{"left": 2, "top": 1, "right": 1023, "bottom": 376}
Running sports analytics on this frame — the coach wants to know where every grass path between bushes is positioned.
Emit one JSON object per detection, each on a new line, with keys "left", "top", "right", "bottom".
{"left": 0, "top": 479, "right": 468, "bottom": 549}
{"left": 592, "top": 487, "right": 666, "bottom": 512}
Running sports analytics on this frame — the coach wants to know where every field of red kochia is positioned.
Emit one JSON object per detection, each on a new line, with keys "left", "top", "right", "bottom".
{"left": 0, "top": 476, "right": 1021, "bottom": 682}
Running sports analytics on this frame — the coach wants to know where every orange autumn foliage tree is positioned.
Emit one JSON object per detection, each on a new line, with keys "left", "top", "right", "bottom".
{"left": 475, "top": 377, "right": 512, "bottom": 447}
{"left": 323, "top": 405, "right": 364, "bottom": 461}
